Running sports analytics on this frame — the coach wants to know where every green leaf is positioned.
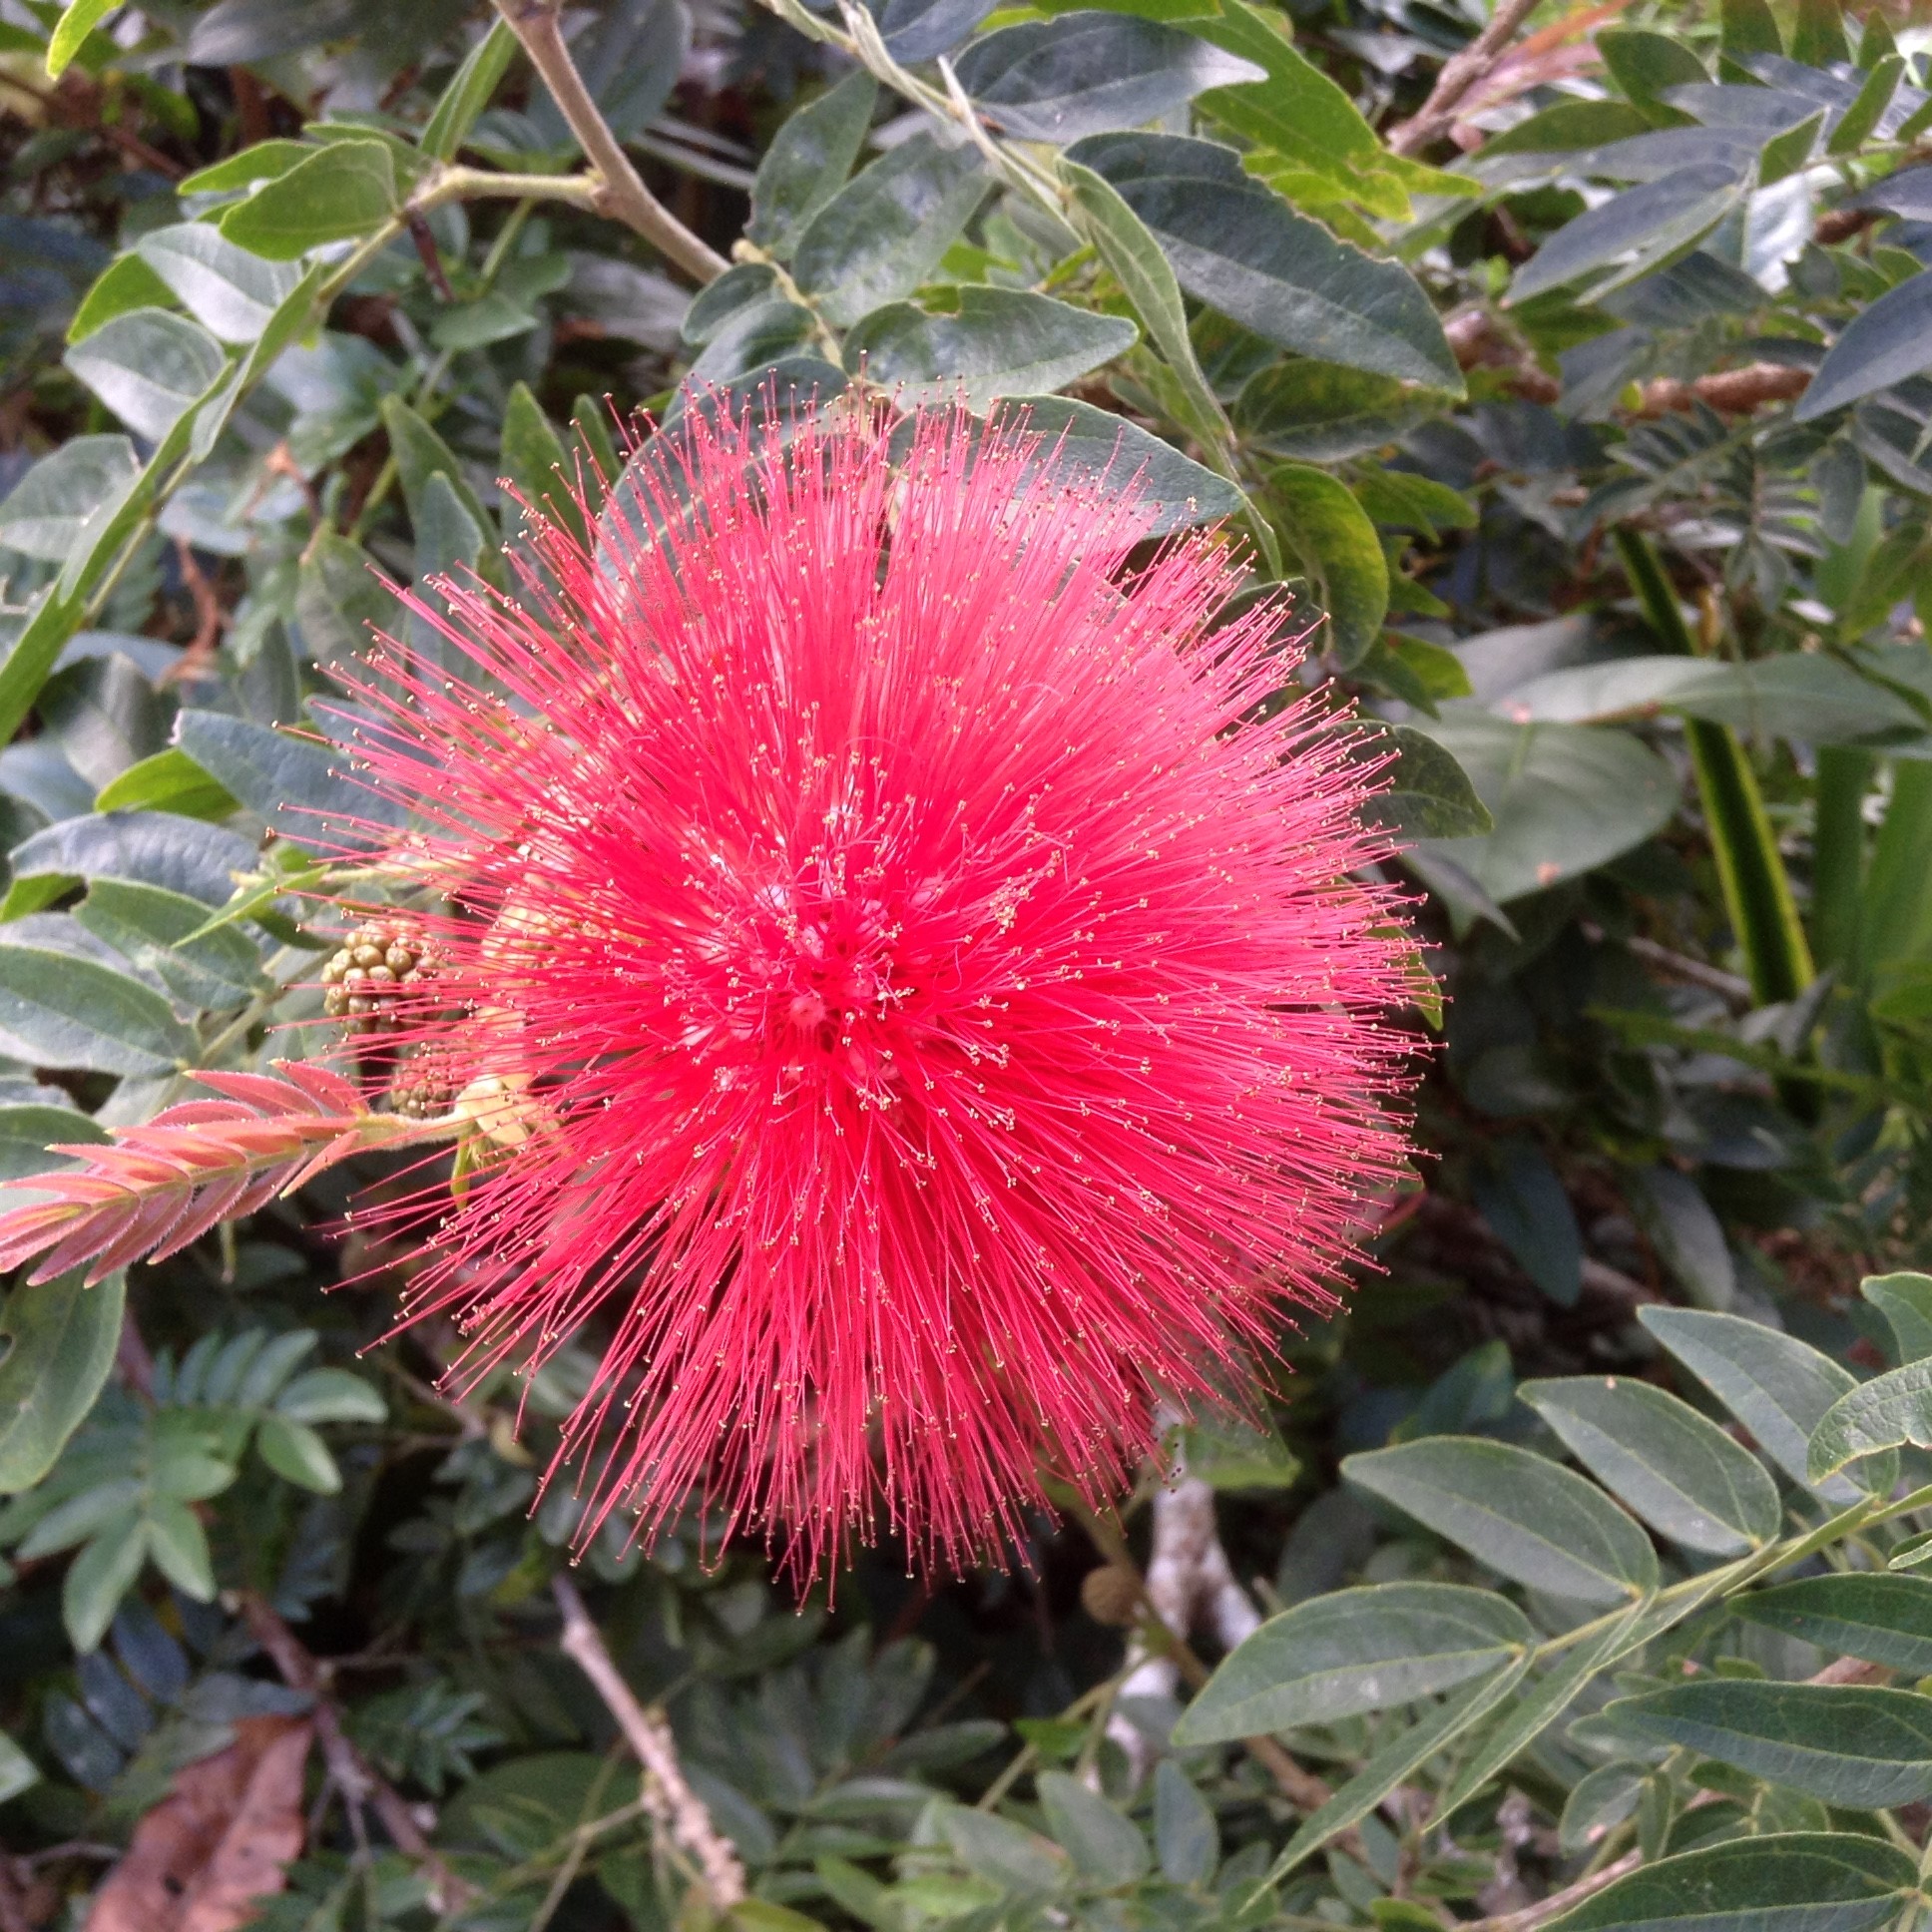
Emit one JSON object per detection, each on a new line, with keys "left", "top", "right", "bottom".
{"left": 1518, "top": 1376, "right": 1780, "bottom": 1555}
{"left": 133, "top": 223, "right": 301, "bottom": 344}
{"left": 0, "top": 436, "right": 140, "bottom": 564}
{"left": 982, "top": 395, "right": 1243, "bottom": 533}
{"left": 1510, "top": 167, "right": 1743, "bottom": 305}
{"left": 143, "top": 1496, "right": 215, "bottom": 1600}
{"left": 1269, "top": 1660, "right": 1531, "bottom": 1877}
{"left": 219, "top": 140, "right": 398, "bottom": 259}
{"left": 500, "top": 382, "right": 588, "bottom": 547}
{"left": 1067, "top": 133, "right": 1462, "bottom": 392}
{"left": 1173, "top": 1582, "right": 1533, "bottom": 1744}
{"left": 1361, "top": 726, "right": 1493, "bottom": 839}
{"left": 1436, "top": 1594, "right": 1680, "bottom": 1820}
{"left": 1177, "top": 1412, "right": 1300, "bottom": 1491}
{"left": 76, "top": 879, "right": 264, "bottom": 1010}
{"left": 1598, "top": 28, "right": 1707, "bottom": 122}
{"left": 1545, "top": 1833, "right": 1912, "bottom": 1932}
{"left": 873, "top": 0, "right": 998, "bottom": 61}
{"left": 0, "top": 1104, "right": 105, "bottom": 1184}
{"left": 66, "top": 253, "right": 174, "bottom": 344}
{"left": 45, "top": 0, "right": 117, "bottom": 77}
{"left": 64, "top": 308, "right": 228, "bottom": 444}
{"left": 0, "top": 589, "right": 84, "bottom": 756}
{"left": 1640, "top": 1306, "right": 1893, "bottom": 1504}
{"left": 1797, "top": 269, "right": 1932, "bottom": 421}
{"left": 173, "top": 711, "right": 357, "bottom": 839}
{"left": 233, "top": 1330, "right": 316, "bottom": 1407}
{"left": 1808, "top": 1360, "right": 1932, "bottom": 1482}
{"left": 1059, "top": 160, "right": 1228, "bottom": 449}
{"left": 1496, "top": 652, "right": 1923, "bottom": 745}
{"left": 0, "top": 1728, "right": 37, "bottom": 1805}
{"left": 1036, "top": 1770, "right": 1149, "bottom": 1883}
{"left": 846, "top": 288, "right": 1136, "bottom": 411}
{"left": 1791, "top": 0, "right": 1847, "bottom": 66}
{"left": 1829, "top": 54, "right": 1903, "bottom": 156}
{"left": 379, "top": 394, "right": 492, "bottom": 540}
{"left": 941, "top": 1805, "right": 1070, "bottom": 1894}
{"left": 8, "top": 811, "right": 257, "bottom": 909}
{"left": 255, "top": 1414, "right": 342, "bottom": 1494}
{"left": 295, "top": 529, "right": 400, "bottom": 675}
{"left": 0, "top": 917, "right": 194, "bottom": 1076}
{"left": 1153, "top": 1763, "right": 1216, "bottom": 1885}
{"left": 793, "top": 133, "right": 989, "bottom": 330}
{"left": 1261, "top": 463, "right": 1386, "bottom": 668}
{"left": 1718, "top": 0, "right": 1782, "bottom": 58}
{"left": 95, "top": 748, "right": 241, "bottom": 821}
{"left": 1610, "top": 1682, "right": 1932, "bottom": 1807}
{"left": 0, "top": 1271, "right": 124, "bottom": 1494}
{"left": 1470, "top": 1138, "right": 1582, "bottom": 1307}
{"left": 1737, "top": 1575, "right": 1932, "bottom": 1676}
{"left": 1351, "top": 469, "right": 1477, "bottom": 542}
{"left": 1343, "top": 1437, "right": 1659, "bottom": 1605}
{"left": 748, "top": 70, "right": 878, "bottom": 258}
{"left": 955, "top": 16, "right": 1261, "bottom": 144}
{"left": 273, "top": 1366, "right": 386, "bottom": 1425}
{"left": 1863, "top": 1271, "right": 1932, "bottom": 1364}
{"left": 1630, "top": 1166, "right": 1734, "bottom": 1311}
{"left": 421, "top": 17, "right": 517, "bottom": 161}
{"left": 63, "top": 1513, "right": 146, "bottom": 1653}
{"left": 1401, "top": 711, "right": 1680, "bottom": 906}
{"left": 1232, "top": 361, "right": 1434, "bottom": 462}
{"left": 178, "top": 140, "right": 315, "bottom": 199}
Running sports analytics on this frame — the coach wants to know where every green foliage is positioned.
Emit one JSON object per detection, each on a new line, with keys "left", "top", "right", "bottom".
{"left": 7, "top": 0, "right": 1932, "bottom": 1924}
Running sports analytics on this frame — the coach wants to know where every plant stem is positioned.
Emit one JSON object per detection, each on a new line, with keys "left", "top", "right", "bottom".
{"left": 490, "top": 0, "right": 727, "bottom": 283}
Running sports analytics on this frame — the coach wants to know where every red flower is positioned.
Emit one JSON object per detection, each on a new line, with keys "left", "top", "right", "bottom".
{"left": 335, "top": 402, "right": 1416, "bottom": 1577}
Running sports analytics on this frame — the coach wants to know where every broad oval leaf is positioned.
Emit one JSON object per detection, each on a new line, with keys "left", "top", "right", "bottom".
{"left": 1403, "top": 711, "right": 1680, "bottom": 905}
{"left": 1639, "top": 1306, "right": 1893, "bottom": 1503}
{"left": 219, "top": 140, "right": 398, "bottom": 259}
{"left": 0, "top": 437, "right": 141, "bottom": 564}
{"left": 64, "top": 309, "right": 227, "bottom": 445}
{"left": 0, "top": 915, "right": 193, "bottom": 1076}
{"left": 871, "top": 0, "right": 999, "bottom": 62}
{"left": 1361, "top": 726, "right": 1494, "bottom": 840}
{"left": 1737, "top": 1574, "right": 1932, "bottom": 1676}
{"left": 1036, "top": 1770, "right": 1149, "bottom": 1883}
{"left": 1343, "top": 1437, "right": 1658, "bottom": 1605}
{"left": 1153, "top": 1762, "right": 1216, "bottom": 1885}
{"left": 1234, "top": 361, "right": 1437, "bottom": 461}
{"left": 1495, "top": 654, "right": 1923, "bottom": 745}
{"left": 1796, "top": 267, "right": 1932, "bottom": 421}
{"left": 1066, "top": 133, "right": 1461, "bottom": 391}
{"left": 1509, "top": 165, "right": 1743, "bottom": 304}
{"left": 793, "top": 133, "right": 989, "bottom": 330}
{"left": 845, "top": 288, "right": 1137, "bottom": 411}
{"left": 1262, "top": 463, "right": 1387, "bottom": 669}
{"left": 982, "top": 395, "right": 1243, "bottom": 534}
{"left": 747, "top": 70, "right": 878, "bottom": 258}
{"left": 1808, "top": 1359, "right": 1932, "bottom": 1482}
{"left": 1609, "top": 1681, "right": 1932, "bottom": 1807}
{"left": 132, "top": 224, "right": 301, "bottom": 344}
{"left": 9, "top": 811, "right": 257, "bottom": 909}
{"left": 173, "top": 711, "right": 362, "bottom": 841}
{"left": 0, "top": 1270, "right": 125, "bottom": 1495}
{"left": 1863, "top": 1270, "right": 1932, "bottom": 1364}
{"left": 1544, "top": 1832, "right": 1915, "bottom": 1932}
{"left": 1518, "top": 1375, "right": 1780, "bottom": 1555}
{"left": 1172, "top": 1582, "right": 1533, "bottom": 1743}
{"left": 955, "top": 16, "right": 1262, "bottom": 144}
{"left": 940, "top": 1804, "right": 1070, "bottom": 1894}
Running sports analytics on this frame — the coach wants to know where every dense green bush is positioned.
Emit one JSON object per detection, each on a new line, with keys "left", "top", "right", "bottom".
{"left": 6, "top": 0, "right": 1932, "bottom": 1925}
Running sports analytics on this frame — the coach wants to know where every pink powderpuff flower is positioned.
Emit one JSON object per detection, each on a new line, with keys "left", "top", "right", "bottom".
{"left": 330, "top": 399, "right": 1419, "bottom": 1580}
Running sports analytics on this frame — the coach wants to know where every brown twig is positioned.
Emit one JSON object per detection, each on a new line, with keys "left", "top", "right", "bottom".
{"left": 242, "top": 1594, "right": 474, "bottom": 1913}
{"left": 1071, "top": 1498, "right": 1352, "bottom": 1825}
{"left": 551, "top": 1576, "right": 747, "bottom": 1910}
{"left": 1631, "top": 362, "right": 1811, "bottom": 419}
{"left": 1464, "top": 1848, "right": 1643, "bottom": 1932}
{"left": 1387, "top": 0, "right": 1545, "bottom": 158}
{"left": 491, "top": 0, "right": 727, "bottom": 284}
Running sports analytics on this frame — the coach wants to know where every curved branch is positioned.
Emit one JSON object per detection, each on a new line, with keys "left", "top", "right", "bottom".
{"left": 491, "top": 0, "right": 728, "bottom": 284}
